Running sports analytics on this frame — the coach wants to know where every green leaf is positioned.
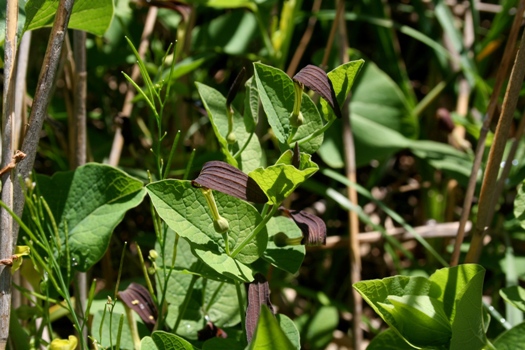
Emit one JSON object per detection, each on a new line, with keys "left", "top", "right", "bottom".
{"left": 244, "top": 76, "right": 259, "bottom": 133}
{"left": 353, "top": 275, "right": 433, "bottom": 330}
{"left": 277, "top": 314, "right": 301, "bottom": 349}
{"left": 193, "top": 10, "right": 258, "bottom": 54}
{"left": 428, "top": 264, "right": 485, "bottom": 322}
{"left": 355, "top": 265, "right": 487, "bottom": 350}
{"left": 304, "top": 306, "right": 338, "bottom": 350}
{"left": 408, "top": 140, "right": 473, "bottom": 186}
{"left": 380, "top": 295, "right": 451, "bottom": 347}
{"left": 318, "top": 60, "right": 420, "bottom": 168}
{"left": 366, "top": 329, "right": 418, "bottom": 350}
{"left": 140, "top": 336, "right": 157, "bottom": 350}
{"left": 263, "top": 216, "right": 305, "bottom": 274}
{"left": 290, "top": 92, "right": 324, "bottom": 154}
{"left": 36, "top": 163, "right": 146, "bottom": 271}
{"left": 160, "top": 270, "right": 241, "bottom": 338}
{"left": 493, "top": 322, "right": 525, "bottom": 350}
{"left": 195, "top": 82, "right": 236, "bottom": 167}
{"left": 253, "top": 62, "right": 294, "bottom": 144}
{"left": 140, "top": 331, "right": 196, "bottom": 350}
{"left": 24, "top": 0, "right": 114, "bottom": 36}
{"left": 449, "top": 267, "right": 487, "bottom": 350}
{"left": 248, "top": 151, "right": 318, "bottom": 205}
{"left": 248, "top": 305, "right": 297, "bottom": 350}
{"left": 320, "top": 60, "right": 364, "bottom": 122}
{"left": 156, "top": 228, "right": 229, "bottom": 282}
{"left": 500, "top": 286, "right": 525, "bottom": 313}
{"left": 196, "top": 82, "right": 263, "bottom": 173}
{"left": 350, "top": 61, "right": 418, "bottom": 138}
{"left": 146, "top": 180, "right": 261, "bottom": 281}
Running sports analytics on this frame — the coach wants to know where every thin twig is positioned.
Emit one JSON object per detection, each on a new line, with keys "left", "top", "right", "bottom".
{"left": 465, "top": 27, "right": 525, "bottom": 263}
{"left": 488, "top": 109, "right": 525, "bottom": 223}
{"left": 108, "top": 7, "right": 158, "bottom": 167}
{"left": 451, "top": 0, "right": 525, "bottom": 266}
{"left": 307, "top": 221, "right": 472, "bottom": 251}
{"left": 14, "top": 32, "right": 31, "bottom": 149}
{"left": 0, "top": 0, "right": 20, "bottom": 348}
{"left": 320, "top": 0, "right": 344, "bottom": 68}
{"left": 3, "top": 1, "right": 76, "bottom": 347}
{"left": 73, "top": 29, "right": 88, "bottom": 345}
{"left": 332, "top": 0, "right": 363, "bottom": 348}
{"left": 0, "top": 151, "right": 26, "bottom": 177}
{"left": 286, "top": 0, "right": 323, "bottom": 77}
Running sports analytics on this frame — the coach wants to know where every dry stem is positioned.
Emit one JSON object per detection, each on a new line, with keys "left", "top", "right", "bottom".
{"left": 465, "top": 27, "right": 525, "bottom": 263}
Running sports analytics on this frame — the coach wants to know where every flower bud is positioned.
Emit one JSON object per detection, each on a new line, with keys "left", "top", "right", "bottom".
{"left": 213, "top": 216, "right": 230, "bottom": 234}
{"left": 226, "top": 131, "right": 237, "bottom": 144}
{"left": 290, "top": 111, "right": 304, "bottom": 128}
{"left": 273, "top": 232, "right": 302, "bottom": 247}
{"left": 148, "top": 250, "right": 158, "bottom": 261}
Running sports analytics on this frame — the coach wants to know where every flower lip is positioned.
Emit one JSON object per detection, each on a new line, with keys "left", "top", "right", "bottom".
{"left": 245, "top": 273, "right": 275, "bottom": 343}
{"left": 118, "top": 283, "right": 157, "bottom": 329}
{"left": 293, "top": 64, "right": 342, "bottom": 119}
{"left": 280, "top": 207, "right": 327, "bottom": 246}
{"left": 193, "top": 161, "right": 268, "bottom": 203}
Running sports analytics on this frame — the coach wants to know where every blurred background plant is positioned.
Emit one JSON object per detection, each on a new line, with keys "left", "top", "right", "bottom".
{"left": 3, "top": 0, "right": 525, "bottom": 348}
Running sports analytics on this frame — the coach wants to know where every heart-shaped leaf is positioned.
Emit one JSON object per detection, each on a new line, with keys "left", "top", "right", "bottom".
{"left": 140, "top": 331, "right": 195, "bottom": 350}
{"left": 248, "top": 151, "right": 318, "bottom": 205}
{"left": 35, "top": 163, "right": 146, "bottom": 271}
{"left": 319, "top": 60, "right": 364, "bottom": 121}
{"left": 253, "top": 62, "right": 294, "bottom": 145}
{"left": 196, "top": 82, "right": 263, "bottom": 173}
{"left": 146, "top": 180, "right": 263, "bottom": 280}
{"left": 380, "top": 295, "right": 451, "bottom": 348}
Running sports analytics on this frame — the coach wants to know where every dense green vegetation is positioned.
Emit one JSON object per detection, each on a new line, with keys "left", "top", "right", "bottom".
{"left": 2, "top": 0, "right": 525, "bottom": 349}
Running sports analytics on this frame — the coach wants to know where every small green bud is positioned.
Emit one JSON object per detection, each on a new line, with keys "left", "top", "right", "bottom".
{"left": 273, "top": 232, "right": 302, "bottom": 247}
{"left": 290, "top": 111, "right": 304, "bottom": 128}
{"left": 274, "top": 232, "right": 289, "bottom": 247}
{"left": 213, "top": 216, "right": 230, "bottom": 234}
{"left": 148, "top": 266, "right": 156, "bottom": 275}
{"left": 226, "top": 131, "right": 237, "bottom": 144}
{"left": 148, "top": 250, "right": 158, "bottom": 261}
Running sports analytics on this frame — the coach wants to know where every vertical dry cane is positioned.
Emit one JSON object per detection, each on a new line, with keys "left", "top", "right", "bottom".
{"left": 465, "top": 28, "right": 525, "bottom": 263}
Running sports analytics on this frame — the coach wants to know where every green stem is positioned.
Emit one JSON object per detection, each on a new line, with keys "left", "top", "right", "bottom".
{"left": 183, "top": 149, "right": 196, "bottom": 180}
{"left": 234, "top": 280, "right": 247, "bottom": 346}
{"left": 292, "top": 119, "right": 334, "bottom": 146}
{"left": 136, "top": 244, "right": 157, "bottom": 304}
{"left": 201, "top": 188, "right": 221, "bottom": 221}
{"left": 254, "top": 9, "right": 276, "bottom": 59}
{"left": 173, "top": 273, "right": 200, "bottom": 332}
{"left": 204, "top": 281, "right": 225, "bottom": 313}
{"left": 163, "top": 130, "right": 181, "bottom": 179}
{"left": 233, "top": 131, "right": 255, "bottom": 159}
{"left": 231, "top": 205, "right": 277, "bottom": 258}
{"left": 0, "top": 200, "right": 45, "bottom": 250}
